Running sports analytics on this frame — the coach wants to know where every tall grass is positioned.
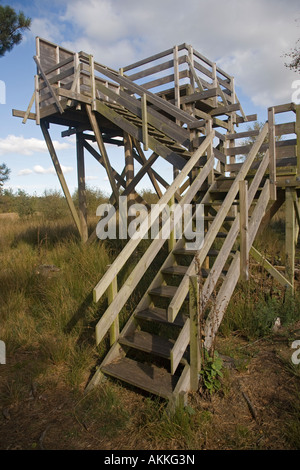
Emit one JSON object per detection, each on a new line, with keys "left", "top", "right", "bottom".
{"left": 0, "top": 215, "right": 110, "bottom": 392}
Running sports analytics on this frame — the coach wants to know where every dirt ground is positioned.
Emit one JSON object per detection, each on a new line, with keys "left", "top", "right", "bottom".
{"left": 1, "top": 324, "right": 299, "bottom": 451}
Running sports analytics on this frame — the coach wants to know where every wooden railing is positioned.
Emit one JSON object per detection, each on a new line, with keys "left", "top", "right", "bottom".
{"left": 92, "top": 132, "right": 215, "bottom": 345}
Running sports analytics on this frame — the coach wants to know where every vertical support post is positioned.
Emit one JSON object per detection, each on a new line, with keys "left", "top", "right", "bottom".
{"left": 173, "top": 45, "right": 180, "bottom": 120}
{"left": 35, "top": 74, "right": 40, "bottom": 125}
{"left": 229, "top": 76, "right": 236, "bottom": 167}
{"left": 35, "top": 37, "right": 40, "bottom": 126}
{"left": 268, "top": 106, "right": 277, "bottom": 201}
{"left": 212, "top": 62, "right": 218, "bottom": 107}
{"left": 108, "top": 274, "right": 119, "bottom": 346}
{"left": 41, "top": 122, "right": 82, "bottom": 238}
{"left": 206, "top": 119, "right": 214, "bottom": 185}
{"left": 124, "top": 132, "right": 135, "bottom": 214}
{"left": 189, "top": 275, "right": 200, "bottom": 391}
{"left": 141, "top": 93, "right": 149, "bottom": 151}
{"left": 86, "top": 104, "right": 119, "bottom": 205}
{"left": 285, "top": 188, "right": 295, "bottom": 289}
{"left": 55, "top": 45, "right": 61, "bottom": 96}
{"left": 168, "top": 194, "right": 176, "bottom": 252}
{"left": 76, "top": 132, "right": 88, "bottom": 243}
{"left": 296, "top": 104, "right": 300, "bottom": 176}
{"left": 239, "top": 180, "right": 249, "bottom": 281}
{"left": 89, "top": 54, "right": 96, "bottom": 111}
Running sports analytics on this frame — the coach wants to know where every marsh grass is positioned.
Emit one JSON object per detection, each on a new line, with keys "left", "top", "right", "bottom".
{"left": 0, "top": 211, "right": 299, "bottom": 450}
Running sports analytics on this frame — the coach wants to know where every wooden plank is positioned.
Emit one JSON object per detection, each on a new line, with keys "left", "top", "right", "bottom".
{"left": 193, "top": 59, "right": 213, "bottom": 79}
{"left": 141, "top": 93, "right": 149, "bottom": 151}
{"left": 39, "top": 66, "right": 75, "bottom": 91}
{"left": 226, "top": 130, "right": 260, "bottom": 140}
{"left": 43, "top": 55, "right": 74, "bottom": 75}
{"left": 142, "top": 69, "right": 187, "bottom": 91}
{"left": 268, "top": 107, "right": 277, "bottom": 200}
{"left": 122, "top": 45, "right": 177, "bottom": 72}
{"left": 173, "top": 45, "right": 181, "bottom": 119}
{"left": 76, "top": 132, "right": 88, "bottom": 242}
{"left": 35, "top": 74, "right": 40, "bottom": 125}
{"left": 101, "top": 357, "right": 177, "bottom": 399}
{"left": 124, "top": 56, "right": 183, "bottom": 82}
{"left": 250, "top": 247, "right": 293, "bottom": 290}
{"left": 209, "top": 103, "right": 240, "bottom": 117}
{"left": 273, "top": 102, "right": 296, "bottom": 114}
{"left": 285, "top": 188, "right": 295, "bottom": 288}
{"left": 170, "top": 319, "right": 190, "bottom": 375}
{"left": 239, "top": 180, "right": 249, "bottom": 281}
{"left": 180, "top": 88, "right": 218, "bottom": 105}
{"left": 56, "top": 87, "right": 92, "bottom": 105}
{"left": 12, "top": 109, "right": 36, "bottom": 121}
{"left": 34, "top": 55, "right": 64, "bottom": 114}
{"left": 108, "top": 275, "right": 119, "bottom": 346}
{"left": 22, "top": 91, "right": 35, "bottom": 124}
{"left": 189, "top": 275, "right": 200, "bottom": 391}
{"left": 275, "top": 122, "right": 296, "bottom": 136}
{"left": 41, "top": 122, "right": 82, "bottom": 237}
{"left": 119, "top": 330, "right": 175, "bottom": 359}
{"left": 293, "top": 191, "right": 300, "bottom": 227}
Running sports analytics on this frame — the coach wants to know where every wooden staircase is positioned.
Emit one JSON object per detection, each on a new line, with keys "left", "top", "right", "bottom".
{"left": 15, "top": 38, "right": 298, "bottom": 409}
{"left": 86, "top": 120, "right": 272, "bottom": 409}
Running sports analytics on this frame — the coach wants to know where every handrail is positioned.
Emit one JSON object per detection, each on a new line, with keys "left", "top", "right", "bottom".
{"left": 93, "top": 131, "right": 215, "bottom": 304}
{"left": 94, "top": 153, "right": 215, "bottom": 345}
{"left": 167, "top": 123, "right": 269, "bottom": 321}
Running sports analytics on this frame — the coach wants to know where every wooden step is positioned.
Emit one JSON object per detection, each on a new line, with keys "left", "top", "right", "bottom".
{"left": 161, "top": 265, "right": 189, "bottom": 276}
{"left": 119, "top": 330, "right": 174, "bottom": 359}
{"left": 149, "top": 285, "right": 179, "bottom": 298}
{"left": 204, "top": 215, "right": 235, "bottom": 221}
{"left": 101, "top": 357, "right": 178, "bottom": 399}
{"left": 135, "top": 307, "right": 186, "bottom": 327}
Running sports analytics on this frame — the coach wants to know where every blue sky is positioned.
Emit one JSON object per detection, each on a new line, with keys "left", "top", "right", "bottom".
{"left": 0, "top": 0, "right": 299, "bottom": 196}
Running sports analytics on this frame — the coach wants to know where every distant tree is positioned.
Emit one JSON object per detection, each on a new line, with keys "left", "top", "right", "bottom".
{"left": 283, "top": 38, "right": 300, "bottom": 73}
{"left": 0, "top": 162, "right": 10, "bottom": 190}
{"left": 0, "top": 5, "right": 31, "bottom": 57}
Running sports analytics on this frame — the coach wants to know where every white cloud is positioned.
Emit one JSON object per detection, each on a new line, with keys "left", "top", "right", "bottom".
{"left": 0, "top": 135, "right": 74, "bottom": 156}
{"left": 56, "top": 0, "right": 300, "bottom": 108}
{"left": 86, "top": 175, "right": 98, "bottom": 181}
{"left": 18, "top": 169, "right": 33, "bottom": 176}
{"left": 18, "top": 165, "right": 73, "bottom": 176}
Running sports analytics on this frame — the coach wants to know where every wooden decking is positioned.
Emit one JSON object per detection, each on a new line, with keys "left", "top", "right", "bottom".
{"left": 13, "top": 37, "right": 300, "bottom": 410}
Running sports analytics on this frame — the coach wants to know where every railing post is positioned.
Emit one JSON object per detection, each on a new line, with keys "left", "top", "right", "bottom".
{"left": 141, "top": 93, "right": 149, "bottom": 151}
{"left": 285, "top": 188, "right": 295, "bottom": 290}
{"left": 189, "top": 275, "right": 200, "bottom": 391}
{"left": 168, "top": 194, "right": 176, "bottom": 252}
{"left": 239, "top": 180, "right": 249, "bottom": 281}
{"left": 268, "top": 106, "right": 277, "bottom": 201}
{"left": 108, "top": 273, "right": 119, "bottom": 346}
{"left": 89, "top": 54, "right": 96, "bottom": 111}
{"left": 206, "top": 119, "right": 214, "bottom": 185}
{"left": 34, "top": 74, "right": 40, "bottom": 125}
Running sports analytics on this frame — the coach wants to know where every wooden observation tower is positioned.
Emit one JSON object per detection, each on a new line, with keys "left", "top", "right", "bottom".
{"left": 13, "top": 37, "right": 300, "bottom": 409}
